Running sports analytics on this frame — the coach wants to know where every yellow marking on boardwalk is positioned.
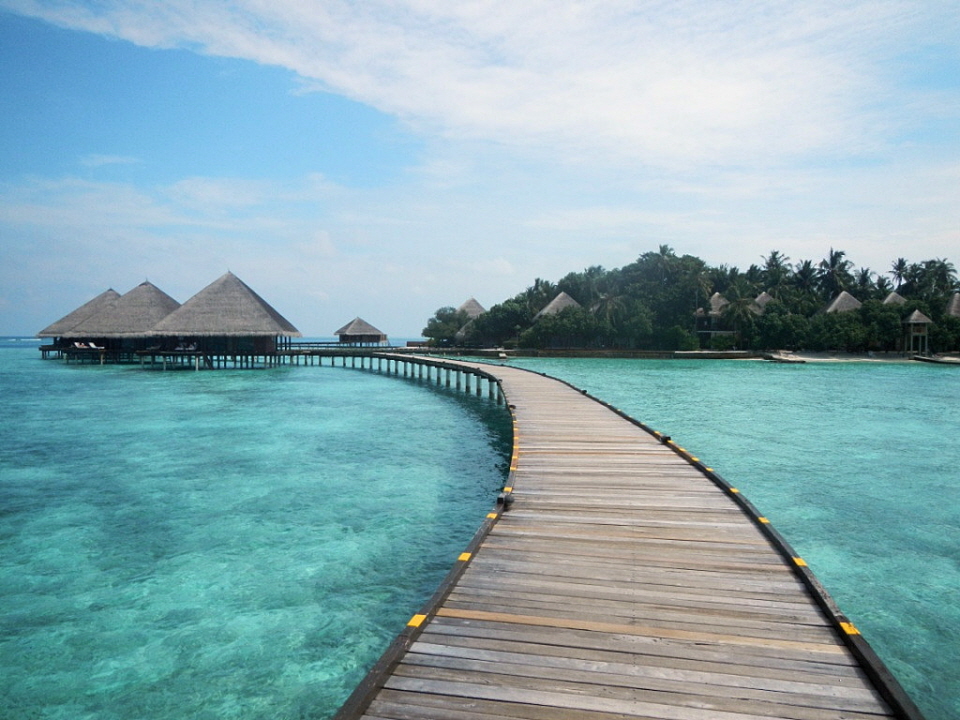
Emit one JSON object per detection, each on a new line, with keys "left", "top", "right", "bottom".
{"left": 335, "top": 355, "right": 915, "bottom": 720}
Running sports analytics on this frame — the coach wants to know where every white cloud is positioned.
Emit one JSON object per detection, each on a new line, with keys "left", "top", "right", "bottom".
{"left": 8, "top": 0, "right": 956, "bottom": 170}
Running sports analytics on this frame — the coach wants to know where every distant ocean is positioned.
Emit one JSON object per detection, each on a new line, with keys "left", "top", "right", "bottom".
{"left": 2, "top": 339, "right": 957, "bottom": 720}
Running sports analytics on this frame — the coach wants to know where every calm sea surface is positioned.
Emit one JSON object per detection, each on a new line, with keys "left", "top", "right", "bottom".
{"left": 0, "top": 342, "right": 511, "bottom": 719}
{"left": 2, "top": 342, "right": 957, "bottom": 720}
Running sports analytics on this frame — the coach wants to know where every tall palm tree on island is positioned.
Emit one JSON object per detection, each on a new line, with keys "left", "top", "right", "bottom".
{"left": 890, "top": 257, "right": 909, "bottom": 291}
{"left": 817, "top": 248, "right": 854, "bottom": 299}
{"left": 762, "top": 250, "right": 791, "bottom": 299}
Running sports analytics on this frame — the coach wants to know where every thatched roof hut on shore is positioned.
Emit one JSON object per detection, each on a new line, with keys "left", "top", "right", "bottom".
{"left": 753, "top": 291, "right": 774, "bottom": 314}
{"left": 335, "top": 317, "right": 387, "bottom": 345}
{"left": 534, "top": 291, "right": 580, "bottom": 320}
{"left": 883, "top": 291, "right": 907, "bottom": 306}
{"left": 947, "top": 293, "right": 960, "bottom": 318}
{"left": 824, "top": 291, "right": 862, "bottom": 314}
{"left": 696, "top": 292, "right": 729, "bottom": 318}
{"left": 62, "top": 281, "right": 180, "bottom": 338}
{"left": 457, "top": 298, "right": 486, "bottom": 319}
{"left": 37, "top": 288, "right": 121, "bottom": 339}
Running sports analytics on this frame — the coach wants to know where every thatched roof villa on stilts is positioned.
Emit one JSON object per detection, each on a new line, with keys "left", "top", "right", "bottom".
{"left": 37, "top": 288, "right": 121, "bottom": 357}
{"left": 40, "top": 282, "right": 181, "bottom": 362}
{"left": 37, "top": 272, "right": 301, "bottom": 369}
{"left": 334, "top": 317, "right": 387, "bottom": 346}
{"left": 148, "top": 272, "right": 301, "bottom": 368}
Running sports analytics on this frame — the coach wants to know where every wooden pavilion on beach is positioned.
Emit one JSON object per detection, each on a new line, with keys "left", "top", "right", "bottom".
{"left": 335, "top": 317, "right": 388, "bottom": 346}
{"left": 903, "top": 309, "right": 933, "bottom": 355}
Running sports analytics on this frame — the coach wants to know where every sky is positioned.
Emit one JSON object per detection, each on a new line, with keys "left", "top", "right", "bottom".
{"left": 1, "top": 1, "right": 958, "bottom": 338}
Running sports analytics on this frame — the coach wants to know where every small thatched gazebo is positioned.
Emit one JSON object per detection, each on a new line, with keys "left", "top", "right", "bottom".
{"left": 883, "top": 291, "right": 907, "bottom": 306}
{"left": 903, "top": 309, "right": 933, "bottom": 355}
{"left": 824, "top": 291, "right": 862, "bottom": 314}
{"left": 534, "top": 291, "right": 580, "bottom": 320}
{"left": 37, "top": 288, "right": 121, "bottom": 345}
{"left": 62, "top": 281, "right": 181, "bottom": 348}
{"left": 151, "top": 271, "right": 301, "bottom": 354}
{"left": 335, "top": 317, "right": 387, "bottom": 346}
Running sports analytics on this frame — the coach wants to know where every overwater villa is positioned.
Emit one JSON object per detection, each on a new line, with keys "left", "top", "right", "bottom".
{"left": 334, "top": 317, "right": 388, "bottom": 346}
{"left": 38, "top": 272, "right": 300, "bottom": 367}
{"left": 151, "top": 271, "right": 300, "bottom": 357}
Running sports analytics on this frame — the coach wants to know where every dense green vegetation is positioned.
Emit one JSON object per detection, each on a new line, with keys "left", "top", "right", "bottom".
{"left": 422, "top": 246, "right": 960, "bottom": 352}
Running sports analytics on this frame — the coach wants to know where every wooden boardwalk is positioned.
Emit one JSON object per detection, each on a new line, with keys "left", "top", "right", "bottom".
{"left": 336, "top": 357, "right": 923, "bottom": 720}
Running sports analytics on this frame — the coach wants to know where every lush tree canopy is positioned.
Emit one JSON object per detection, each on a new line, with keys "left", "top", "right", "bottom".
{"left": 444, "top": 247, "right": 959, "bottom": 352}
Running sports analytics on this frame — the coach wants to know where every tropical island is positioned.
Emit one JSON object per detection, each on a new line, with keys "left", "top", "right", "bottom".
{"left": 423, "top": 247, "right": 960, "bottom": 354}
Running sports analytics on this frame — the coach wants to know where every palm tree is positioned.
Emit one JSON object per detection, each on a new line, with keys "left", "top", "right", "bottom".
{"left": 722, "top": 279, "right": 759, "bottom": 347}
{"left": 792, "top": 260, "right": 817, "bottom": 293}
{"left": 854, "top": 267, "right": 875, "bottom": 298}
{"left": 875, "top": 276, "right": 893, "bottom": 298}
{"left": 890, "top": 258, "right": 909, "bottom": 291}
{"left": 762, "top": 250, "right": 791, "bottom": 298}
{"left": 817, "top": 248, "right": 853, "bottom": 298}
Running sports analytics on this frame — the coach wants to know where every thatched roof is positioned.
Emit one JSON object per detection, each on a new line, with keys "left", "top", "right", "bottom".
{"left": 947, "top": 292, "right": 960, "bottom": 318}
{"left": 696, "top": 292, "right": 728, "bottom": 318}
{"left": 903, "top": 309, "right": 933, "bottom": 325}
{"left": 63, "top": 282, "right": 180, "bottom": 338}
{"left": 152, "top": 271, "right": 300, "bottom": 337}
{"left": 824, "top": 291, "right": 862, "bottom": 314}
{"left": 534, "top": 291, "right": 581, "bottom": 320}
{"left": 37, "top": 288, "right": 121, "bottom": 337}
{"left": 883, "top": 291, "right": 907, "bottom": 306}
{"left": 754, "top": 291, "right": 774, "bottom": 308}
{"left": 457, "top": 297, "right": 486, "bottom": 319}
{"left": 334, "top": 317, "right": 386, "bottom": 338}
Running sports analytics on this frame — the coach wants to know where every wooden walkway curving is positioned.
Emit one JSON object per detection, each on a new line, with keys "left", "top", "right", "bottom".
{"left": 335, "top": 357, "right": 923, "bottom": 720}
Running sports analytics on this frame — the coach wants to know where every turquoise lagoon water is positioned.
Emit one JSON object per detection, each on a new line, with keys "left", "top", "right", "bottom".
{"left": 0, "top": 343, "right": 511, "bottom": 719}
{"left": 511, "top": 356, "right": 958, "bottom": 720}
{"left": 2, "top": 343, "right": 957, "bottom": 720}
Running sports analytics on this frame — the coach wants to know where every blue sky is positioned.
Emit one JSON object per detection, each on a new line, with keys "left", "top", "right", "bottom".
{"left": 1, "top": 1, "right": 958, "bottom": 337}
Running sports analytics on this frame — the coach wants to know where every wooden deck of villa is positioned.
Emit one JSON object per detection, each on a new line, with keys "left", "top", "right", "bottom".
{"left": 335, "top": 356, "right": 922, "bottom": 720}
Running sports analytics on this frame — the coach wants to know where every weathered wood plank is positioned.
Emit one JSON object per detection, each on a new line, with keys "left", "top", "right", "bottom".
{"left": 333, "top": 358, "right": 917, "bottom": 720}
